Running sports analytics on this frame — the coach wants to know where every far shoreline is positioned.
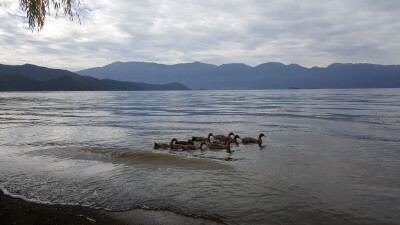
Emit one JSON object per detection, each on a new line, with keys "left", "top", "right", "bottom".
{"left": 0, "top": 87, "right": 400, "bottom": 93}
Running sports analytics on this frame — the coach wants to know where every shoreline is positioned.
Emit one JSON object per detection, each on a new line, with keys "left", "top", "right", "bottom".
{"left": 0, "top": 189, "right": 224, "bottom": 225}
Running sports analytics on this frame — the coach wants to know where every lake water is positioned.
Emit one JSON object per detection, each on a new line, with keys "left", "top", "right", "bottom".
{"left": 0, "top": 89, "right": 399, "bottom": 224}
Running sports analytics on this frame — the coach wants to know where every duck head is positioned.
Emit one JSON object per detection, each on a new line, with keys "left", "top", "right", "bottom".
{"left": 233, "top": 135, "right": 240, "bottom": 143}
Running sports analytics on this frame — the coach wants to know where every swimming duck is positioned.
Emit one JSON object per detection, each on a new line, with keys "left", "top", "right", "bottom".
{"left": 170, "top": 141, "right": 198, "bottom": 150}
{"left": 181, "top": 144, "right": 198, "bottom": 151}
{"left": 154, "top": 142, "right": 170, "bottom": 149}
{"left": 154, "top": 138, "right": 181, "bottom": 149}
{"left": 171, "top": 138, "right": 194, "bottom": 145}
{"left": 192, "top": 133, "right": 213, "bottom": 142}
{"left": 199, "top": 141, "right": 208, "bottom": 150}
{"left": 210, "top": 134, "right": 240, "bottom": 144}
{"left": 226, "top": 135, "right": 241, "bottom": 144}
{"left": 241, "top": 133, "right": 265, "bottom": 144}
{"left": 205, "top": 140, "right": 235, "bottom": 152}
{"left": 170, "top": 141, "right": 185, "bottom": 150}
{"left": 211, "top": 132, "right": 235, "bottom": 142}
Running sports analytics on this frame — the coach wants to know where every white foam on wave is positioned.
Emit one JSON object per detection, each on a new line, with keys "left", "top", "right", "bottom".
{"left": 0, "top": 186, "right": 63, "bottom": 206}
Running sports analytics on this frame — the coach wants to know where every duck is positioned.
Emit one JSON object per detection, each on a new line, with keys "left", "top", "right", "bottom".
{"left": 154, "top": 141, "right": 170, "bottom": 149}
{"left": 199, "top": 141, "right": 208, "bottom": 150}
{"left": 181, "top": 144, "right": 198, "bottom": 151}
{"left": 170, "top": 138, "right": 198, "bottom": 150}
{"left": 226, "top": 134, "right": 241, "bottom": 144}
{"left": 171, "top": 138, "right": 194, "bottom": 145}
{"left": 211, "top": 132, "right": 235, "bottom": 142}
{"left": 170, "top": 141, "right": 198, "bottom": 151}
{"left": 192, "top": 133, "right": 213, "bottom": 142}
{"left": 203, "top": 140, "right": 235, "bottom": 153}
{"left": 210, "top": 135, "right": 240, "bottom": 144}
{"left": 170, "top": 141, "right": 186, "bottom": 150}
{"left": 241, "top": 133, "right": 265, "bottom": 144}
{"left": 154, "top": 138, "right": 180, "bottom": 149}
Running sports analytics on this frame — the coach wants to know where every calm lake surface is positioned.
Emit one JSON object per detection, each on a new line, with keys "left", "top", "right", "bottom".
{"left": 0, "top": 89, "right": 399, "bottom": 224}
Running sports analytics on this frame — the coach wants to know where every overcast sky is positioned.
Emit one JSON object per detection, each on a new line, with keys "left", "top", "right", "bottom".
{"left": 0, "top": 0, "right": 399, "bottom": 71}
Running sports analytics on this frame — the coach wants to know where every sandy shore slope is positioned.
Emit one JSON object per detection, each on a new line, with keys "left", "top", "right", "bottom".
{"left": 0, "top": 189, "right": 223, "bottom": 225}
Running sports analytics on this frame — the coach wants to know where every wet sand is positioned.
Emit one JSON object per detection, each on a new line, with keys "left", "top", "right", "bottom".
{"left": 0, "top": 189, "right": 223, "bottom": 225}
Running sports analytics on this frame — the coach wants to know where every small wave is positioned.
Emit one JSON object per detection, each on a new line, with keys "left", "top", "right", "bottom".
{"left": 28, "top": 147, "right": 233, "bottom": 170}
{"left": 127, "top": 204, "right": 228, "bottom": 225}
{"left": 0, "top": 186, "right": 227, "bottom": 224}
{"left": 0, "top": 186, "right": 78, "bottom": 207}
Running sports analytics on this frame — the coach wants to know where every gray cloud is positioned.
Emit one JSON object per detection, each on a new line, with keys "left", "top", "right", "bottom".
{"left": 0, "top": 0, "right": 399, "bottom": 71}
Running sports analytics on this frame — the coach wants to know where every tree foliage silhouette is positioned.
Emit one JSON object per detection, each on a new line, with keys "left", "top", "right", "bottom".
{"left": 18, "top": 0, "right": 81, "bottom": 31}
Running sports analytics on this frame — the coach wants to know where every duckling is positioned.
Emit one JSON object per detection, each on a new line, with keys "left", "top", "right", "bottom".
{"left": 210, "top": 135, "right": 239, "bottom": 144}
{"left": 192, "top": 133, "right": 213, "bottom": 142}
{"left": 212, "top": 132, "right": 235, "bottom": 142}
{"left": 241, "top": 133, "right": 265, "bottom": 144}
{"left": 154, "top": 142, "right": 170, "bottom": 149}
{"left": 170, "top": 141, "right": 185, "bottom": 150}
{"left": 199, "top": 141, "right": 208, "bottom": 150}
{"left": 171, "top": 138, "right": 194, "bottom": 145}
{"left": 206, "top": 140, "right": 235, "bottom": 152}
{"left": 181, "top": 144, "right": 198, "bottom": 151}
{"left": 207, "top": 140, "right": 234, "bottom": 153}
{"left": 169, "top": 138, "right": 196, "bottom": 150}
{"left": 226, "top": 135, "right": 241, "bottom": 144}
{"left": 170, "top": 141, "right": 199, "bottom": 151}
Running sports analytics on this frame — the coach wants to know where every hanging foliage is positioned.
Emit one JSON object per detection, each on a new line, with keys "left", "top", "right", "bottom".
{"left": 18, "top": 0, "right": 81, "bottom": 31}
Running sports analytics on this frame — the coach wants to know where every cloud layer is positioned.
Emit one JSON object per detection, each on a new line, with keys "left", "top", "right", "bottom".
{"left": 1, "top": 0, "right": 399, "bottom": 70}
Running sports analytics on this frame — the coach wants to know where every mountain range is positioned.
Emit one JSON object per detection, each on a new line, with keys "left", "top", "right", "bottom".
{"left": 1, "top": 62, "right": 399, "bottom": 91}
{"left": 0, "top": 64, "right": 190, "bottom": 91}
{"left": 77, "top": 61, "right": 400, "bottom": 89}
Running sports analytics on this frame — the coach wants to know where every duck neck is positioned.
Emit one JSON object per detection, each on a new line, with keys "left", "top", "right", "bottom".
{"left": 207, "top": 134, "right": 212, "bottom": 142}
{"left": 258, "top": 136, "right": 264, "bottom": 144}
{"left": 226, "top": 141, "right": 233, "bottom": 150}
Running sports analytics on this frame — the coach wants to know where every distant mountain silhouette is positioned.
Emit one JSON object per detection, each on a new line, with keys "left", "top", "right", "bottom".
{"left": 0, "top": 64, "right": 190, "bottom": 91}
{"left": 77, "top": 61, "right": 400, "bottom": 89}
